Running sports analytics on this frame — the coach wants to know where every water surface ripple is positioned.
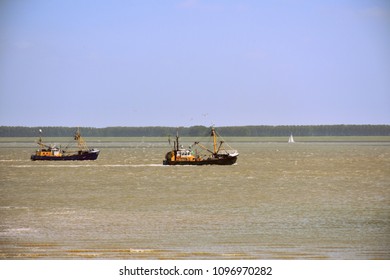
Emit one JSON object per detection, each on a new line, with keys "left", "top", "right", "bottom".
{"left": 0, "top": 141, "right": 389, "bottom": 259}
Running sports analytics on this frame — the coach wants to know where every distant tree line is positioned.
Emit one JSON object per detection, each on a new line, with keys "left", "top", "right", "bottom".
{"left": 217, "top": 125, "right": 390, "bottom": 137}
{"left": 0, "top": 125, "right": 389, "bottom": 137}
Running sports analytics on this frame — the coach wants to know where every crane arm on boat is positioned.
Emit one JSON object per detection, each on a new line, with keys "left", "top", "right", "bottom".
{"left": 193, "top": 142, "right": 214, "bottom": 154}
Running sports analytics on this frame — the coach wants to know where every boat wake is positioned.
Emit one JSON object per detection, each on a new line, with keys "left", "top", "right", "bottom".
{"left": 126, "top": 164, "right": 166, "bottom": 167}
{"left": 92, "top": 164, "right": 165, "bottom": 167}
{"left": 12, "top": 163, "right": 165, "bottom": 168}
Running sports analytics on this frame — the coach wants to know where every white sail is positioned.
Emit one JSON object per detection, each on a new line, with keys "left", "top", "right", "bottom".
{"left": 288, "top": 134, "right": 295, "bottom": 143}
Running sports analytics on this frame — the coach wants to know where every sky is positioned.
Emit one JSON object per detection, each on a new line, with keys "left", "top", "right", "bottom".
{"left": 0, "top": 0, "right": 389, "bottom": 127}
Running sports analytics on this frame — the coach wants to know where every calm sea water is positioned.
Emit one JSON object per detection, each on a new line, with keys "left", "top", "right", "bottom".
{"left": 0, "top": 140, "right": 389, "bottom": 259}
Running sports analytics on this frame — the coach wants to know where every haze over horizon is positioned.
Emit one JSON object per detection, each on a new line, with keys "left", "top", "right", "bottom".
{"left": 1, "top": 0, "right": 389, "bottom": 128}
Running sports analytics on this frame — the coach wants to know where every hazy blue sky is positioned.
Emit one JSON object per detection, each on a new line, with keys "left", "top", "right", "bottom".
{"left": 1, "top": 0, "right": 389, "bottom": 127}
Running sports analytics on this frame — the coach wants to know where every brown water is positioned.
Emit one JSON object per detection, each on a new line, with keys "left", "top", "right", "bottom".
{"left": 0, "top": 140, "right": 389, "bottom": 259}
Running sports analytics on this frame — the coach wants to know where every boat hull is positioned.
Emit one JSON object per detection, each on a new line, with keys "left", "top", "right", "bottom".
{"left": 163, "top": 155, "right": 237, "bottom": 166}
{"left": 31, "top": 150, "right": 99, "bottom": 161}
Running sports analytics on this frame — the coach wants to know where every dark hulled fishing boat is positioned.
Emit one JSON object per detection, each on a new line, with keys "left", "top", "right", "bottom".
{"left": 163, "top": 127, "right": 238, "bottom": 165}
{"left": 31, "top": 128, "right": 99, "bottom": 161}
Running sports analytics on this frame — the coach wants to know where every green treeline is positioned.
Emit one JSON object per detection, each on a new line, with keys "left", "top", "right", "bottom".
{"left": 0, "top": 125, "right": 389, "bottom": 137}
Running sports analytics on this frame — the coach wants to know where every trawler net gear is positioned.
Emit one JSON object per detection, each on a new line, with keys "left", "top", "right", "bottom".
{"left": 165, "top": 151, "right": 173, "bottom": 161}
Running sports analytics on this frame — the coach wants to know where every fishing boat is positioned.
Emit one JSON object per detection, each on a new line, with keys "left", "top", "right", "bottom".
{"left": 31, "top": 128, "right": 99, "bottom": 161}
{"left": 163, "top": 127, "right": 238, "bottom": 165}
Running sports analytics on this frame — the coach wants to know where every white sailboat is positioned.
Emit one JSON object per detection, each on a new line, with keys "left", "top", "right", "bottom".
{"left": 288, "top": 133, "right": 295, "bottom": 143}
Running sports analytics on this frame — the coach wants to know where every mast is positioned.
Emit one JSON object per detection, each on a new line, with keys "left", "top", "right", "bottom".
{"left": 211, "top": 127, "right": 217, "bottom": 154}
{"left": 36, "top": 129, "right": 51, "bottom": 150}
{"left": 173, "top": 129, "right": 179, "bottom": 161}
{"left": 175, "top": 129, "right": 179, "bottom": 151}
{"left": 38, "top": 129, "right": 44, "bottom": 149}
{"left": 74, "top": 128, "right": 89, "bottom": 151}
